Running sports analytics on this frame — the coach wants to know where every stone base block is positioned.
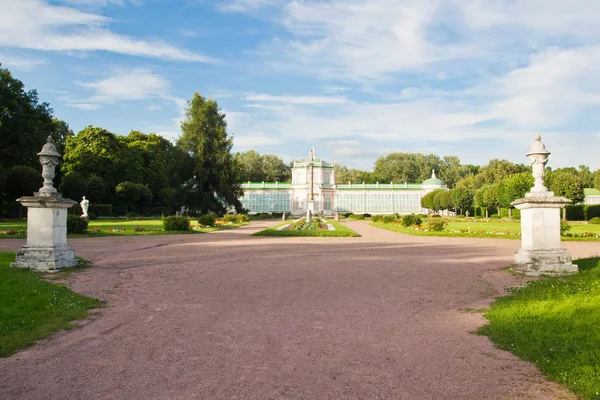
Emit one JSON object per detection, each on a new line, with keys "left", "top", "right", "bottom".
{"left": 11, "top": 245, "right": 78, "bottom": 271}
{"left": 513, "top": 248, "right": 578, "bottom": 276}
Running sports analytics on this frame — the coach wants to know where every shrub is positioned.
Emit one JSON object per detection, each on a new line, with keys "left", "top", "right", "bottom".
{"left": 222, "top": 214, "right": 238, "bottom": 223}
{"left": 566, "top": 204, "right": 585, "bottom": 221}
{"left": 426, "top": 219, "right": 447, "bottom": 232}
{"left": 67, "top": 215, "right": 88, "bottom": 234}
{"left": 87, "top": 212, "right": 98, "bottom": 221}
{"left": 588, "top": 217, "right": 600, "bottom": 225}
{"left": 489, "top": 214, "right": 500, "bottom": 219}
{"left": 198, "top": 213, "right": 217, "bottom": 227}
{"left": 237, "top": 214, "right": 250, "bottom": 223}
{"left": 363, "top": 213, "right": 371, "bottom": 218}
{"left": 371, "top": 215, "right": 384, "bottom": 222}
{"left": 349, "top": 214, "right": 365, "bottom": 220}
{"left": 96, "top": 204, "right": 113, "bottom": 216}
{"left": 402, "top": 214, "right": 423, "bottom": 227}
{"left": 343, "top": 212, "right": 353, "bottom": 218}
{"left": 560, "top": 220, "right": 571, "bottom": 236}
{"left": 162, "top": 215, "right": 190, "bottom": 231}
{"left": 126, "top": 212, "right": 138, "bottom": 219}
{"left": 381, "top": 215, "right": 395, "bottom": 224}
{"left": 585, "top": 205, "right": 600, "bottom": 220}
{"left": 133, "top": 226, "right": 146, "bottom": 232}
{"left": 430, "top": 214, "right": 441, "bottom": 218}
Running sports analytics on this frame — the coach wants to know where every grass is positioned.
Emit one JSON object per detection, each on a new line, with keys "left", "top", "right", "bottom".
{"left": 0, "top": 219, "right": 248, "bottom": 239}
{"left": 370, "top": 219, "right": 600, "bottom": 241}
{"left": 478, "top": 257, "right": 600, "bottom": 399}
{"left": 0, "top": 252, "right": 104, "bottom": 357}
{"left": 252, "top": 219, "right": 360, "bottom": 237}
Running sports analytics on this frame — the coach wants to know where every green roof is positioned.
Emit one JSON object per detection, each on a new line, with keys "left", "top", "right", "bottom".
{"left": 422, "top": 177, "right": 445, "bottom": 186}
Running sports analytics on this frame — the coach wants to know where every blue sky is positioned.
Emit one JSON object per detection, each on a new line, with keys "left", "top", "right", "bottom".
{"left": 1, "top": 0, "right": 599, "bottom": 170}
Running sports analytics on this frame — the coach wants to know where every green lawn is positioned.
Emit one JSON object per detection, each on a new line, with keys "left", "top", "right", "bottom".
{"left": 371, "top": 220, "right": 600, "bottom": 241}
{"left": 253, "top": 219, "right": 360, "bottom": 237}
{"left": 478, "top": 257, "right": 600, "bottom": 399}
{"left": 0, "top": 252, "right": 104, "bottom": 357}
{"left": 0, "top": 219, "right": 248, "bottom": 239}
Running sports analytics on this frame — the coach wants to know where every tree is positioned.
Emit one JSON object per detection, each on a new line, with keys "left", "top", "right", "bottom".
{"left": 115, "top": 182, "right": 152, "bottom": 214}
{"left": 59, "top": 173, "right": 88, "bottom": 202}
{"left": 450, "top": 187, "right": 474, "bottom": 215}
{"left": 498, "top": 172, "right": 534, "bottom": 218}
{"left": 548, "top": 171, "right": 584, "bottom": 204}
{"left": 421, "top": 189, "right": 445, "bottom": 213}
{"left": 457, "top": 159, "right": 528, "bottom": 189}
{"left": 0, "top": 64, "right": 55, "bottom": 170}
{"left": 235, "top": 150, "right": 291, "bottom": 182}
{"left": 433, "top": 190, "right": 452, "bottom": 214}
{"left": 5, "top": 166, "right": 42, "bottom": 217}
{"left": 577, "top": 165, "right": 594, "bottom": 188}
{"left": 177, "top": 93, "right": 242, "bottom": 214}
{"left": 86, "top": 175, "right": 106, "bottom": 204}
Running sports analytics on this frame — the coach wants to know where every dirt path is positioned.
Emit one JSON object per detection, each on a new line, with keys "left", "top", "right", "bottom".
{"left": 1, "top": 220, "right": 596, "bottom": 399}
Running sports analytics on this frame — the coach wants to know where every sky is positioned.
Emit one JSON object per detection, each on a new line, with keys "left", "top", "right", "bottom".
{"left": 1, "top": 0, "right": 600, "bottom": 171}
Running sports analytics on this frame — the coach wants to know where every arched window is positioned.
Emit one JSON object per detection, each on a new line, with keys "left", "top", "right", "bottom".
{"left": 324, "top": 196, "right": 332, "bottom": 211}
{"left": 323, "top": 172, "right": 330, "bottom": 184}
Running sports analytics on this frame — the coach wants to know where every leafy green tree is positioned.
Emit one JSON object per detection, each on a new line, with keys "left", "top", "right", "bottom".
{"left": 457, "top": 159, "right": 528, "bottom": 189}
{"left": 577, "top": 165, "right": 594, "bottom": 188}
{"left": 115, "top": 182, "right": 152, "bottom": 213}
{"left": 0, "top": 65, "right": 55, "bottom": 170}
{"left": 433, "top": 190, "right": 452, "bottom": 213}
{"left": 178, "top": 93, "right": 242, "bottom": 214}
{"left": 5, "top": 166, "right": 42, "bottom": 217}
{"left": 498, "top": 172, "right": 534, "bottom": 217}
{"left": 482, "top": 184, "right": 501, "bottom": 216}
{"left": 548, "top": 171, "right": 584, "bottom": 204}
{"left": 421, "top": 189, "right": 445, "bottom": 213}
{"left": 450, "top": 186, "right": 474, "bottom": 215}
{"left": 59, "top": 173, "right": 88, "bottom": 202}
{"left": 86, "top": 175, "right": 106, "bottom": 204}
{"left": 235, "top": 150, "right": 291, "bottom": 182}
{"left": 261, "top": 154, "right": 290, "bottom": 182}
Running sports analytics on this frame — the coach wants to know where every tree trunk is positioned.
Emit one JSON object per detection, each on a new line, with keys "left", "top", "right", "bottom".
{"left": 485, "top": 208, "right": 489, "bottom": 218}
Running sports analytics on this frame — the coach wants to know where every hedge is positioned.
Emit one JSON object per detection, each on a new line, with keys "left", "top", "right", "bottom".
{"left": 566, "top": 205, "right": 586, "bottom": 221}
{"left": 585, "top": 205, "right": 600, "bottom": 220}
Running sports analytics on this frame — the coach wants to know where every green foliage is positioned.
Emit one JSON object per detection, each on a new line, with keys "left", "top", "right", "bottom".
{"left": 0, "top": 252, "right": 103, "bottom": 357}
{"left": 450, "top": 187, "right": 474, "bottom": 213}
{"left": 566, "top": 205, "right": 586, "bottom": 221}
{"left": 253, "top": 219, "right": 360, "bottom": 237}
{"left": 5, "top": 165, "right": 42, "bottom": 200}
{"left": 96, "top": 204, "right": 113, "bottom": 216}
{"left": 588, "top": 217, "right": 600, "bottom": 225}
{"left": 59, "top": 173, "right": 88, "bottom": 201}
{"left": 236, "top": 214, "right": 250, "bottom": 223}
{"left": 222, "top": 214, "right": 238, "bottom": 223}
{"left": 66, "top": 215, "right": 88, "bottom": 234}
{"left": 489, "top": 214, "right": 500, "bottom": 219}
{"left": 86, "top": 175, "right": 106, "bottom": 204}
{"left": 162, "top": 215, "right": 190, "bottom": 231}
{"left": 115, "top": 182, "right": 152, "bottom": 212}
{"left": 433, "top": 190, "right": 452, "bottom": 211}
{"left": 363, "top": 213, "right": 371, "bottom": 218}
{"left": 197, "top": 213, "right": 217, "bottom": 227}
{"left": 348, "top": 214, "right": 365, "bottom": 220}
{"left": 0, "top": 66, "right": 57, "bottom": 170}
{"left": 334, "top": 164, "right": 376, "bottom": 184}
{"left": 548, "top": 171, "right": 584, "bottom": 204}
{"left": 421, "top": 189, "right": 445, "bottom": 210}
{"left": 478, "top": 258, "right": 600, "bottom": 399}
{"left": 426, "top": 218, "right": 447, "bottom": 231}
{"left": 234, "top": 150, "right": 291, "bottom": 182}
{"left": 560, "top": 220, "right": 571, "bottom": 236}
{"left": 178, "top": 93, "right": 242, "bottom": 215}
{"left": 402, "top": 214, "right": 423, "bottom": 227}
{"left": 585, "top": 205, "right": 600, "bottom": 220}
{"left": 457, "top": 159, "right": 529, "bottom": 189}
{"left": 498, "top": 172, "right": 534, "bottom": 207}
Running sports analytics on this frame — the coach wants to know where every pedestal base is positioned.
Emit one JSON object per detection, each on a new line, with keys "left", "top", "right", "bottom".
{"left": 11, "top": 245, "right": 77, "bottom": 271}
{"left": 513, "top": 248, "right": 578, "bottom": 276}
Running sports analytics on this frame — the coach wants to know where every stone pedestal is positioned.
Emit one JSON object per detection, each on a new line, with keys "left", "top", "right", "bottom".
{"left": 306, "top": 200, "right": 314, "bottom": 221}
{"left": 11, "top": 194, "right": 78, "bottom": 271}
{"left": 512, "top": 196, "right": 577, "bottom": 276}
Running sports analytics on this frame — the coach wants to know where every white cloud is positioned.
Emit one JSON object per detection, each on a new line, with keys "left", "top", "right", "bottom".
{"left": 218, "top": 0, "right": 281, "bottom": 12}
{"left": 79, "top": 68, "right": 170, "bottom": 102}
{"left": 245, "top": 93, "right": 349, "bottom": 105}
{"left": 0, "top": 54, "right": 45, "bottom": 70}
{"left": 0, "top": 0, "right": 215, "bottom": 62}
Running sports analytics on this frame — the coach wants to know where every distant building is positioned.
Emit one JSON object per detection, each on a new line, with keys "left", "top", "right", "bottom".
{"left": 584, "top": 188, "right": 600, "bottom": 205}
{"left": 240, "top": 150, "right": 447, "bottom": 215}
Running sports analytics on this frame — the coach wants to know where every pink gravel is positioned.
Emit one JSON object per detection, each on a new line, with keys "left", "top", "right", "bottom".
{"left": 1, "top": 220, "right": 594, "bottom": 399}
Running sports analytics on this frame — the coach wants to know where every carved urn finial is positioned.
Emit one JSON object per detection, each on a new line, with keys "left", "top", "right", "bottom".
{"left": 37, "top": 135, "right": 61, "bottom": 195}
{"left": 526, "top": 134, "right": 551, "bottom": 195}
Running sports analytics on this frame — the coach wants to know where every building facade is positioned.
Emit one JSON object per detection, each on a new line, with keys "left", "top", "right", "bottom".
{"left": 240, "top": 150, "right": 447, "bottom": 215}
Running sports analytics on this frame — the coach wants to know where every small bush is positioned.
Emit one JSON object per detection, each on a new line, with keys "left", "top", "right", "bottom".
{"left": 97, "top": 204, "right": 113, "bottom": 216}
{"left": 348, "top": 214, "right": 365, "bottom": 220}
{"left": 560, "top": 221, "right": 571, "bottom": 236}
{"left": 371, "top": 215, "right": 384, "bottom": 222}
{"left": 67, "top": 215, "right": 88, "bottom": 234}
{"left": 588, "top": 217, "right": 600, "bottom": 225}
{"left": 343, "top": 212, "right": 353, "bottom": 218}
{"left": 381, "top": 215, "right": 395, "bottom": 223}
{"left": 566, "top": 204, "right": 585, "bottom": 221}
{"left": 585, "top": 205, "right": 600, "bottom": 220}
{"left": 162, "top": 215, "right": 190, "bottom": 231}
{"left": 489, "top": 214, "right": 500, "bottom": 219}
{"left": 426, "top": 219, "right": 447, "bottom": 232}
{"left": 133, "top": 226, "right": 146, "bottom": 232}
{"left": 198, "top": 213, "right": 217, "bottom": 227}
{"left": 126, "top": 212, "right": 138, "bottom": 219}
{"left": 222, "top": 214, "right": 238, "bottom": 223}
{"left": 430, "top": 214, "right": 441, "bottom": 218}
{"left": 87, "top": 212, "right": 98, "bottom": 221}
{"left": 363, "top": 213, "right": 372, "bottom": 218}
{"left": 236, "top": 214, "right": 250, "bottom": 223}
{"left": 402, "top": 214, "right": 423, "bottom": 227}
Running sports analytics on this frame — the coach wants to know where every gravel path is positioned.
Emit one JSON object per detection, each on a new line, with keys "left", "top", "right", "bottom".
{"left": 1, "top": 220, "right": 596, "bottom": 400}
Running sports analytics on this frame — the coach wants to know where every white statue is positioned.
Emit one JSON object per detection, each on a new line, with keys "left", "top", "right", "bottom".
{"left": 80, "top": 196, "right": 89, "bottom": 217}
{"left": 309, "top": 147, "right": 316, "bottom": 161}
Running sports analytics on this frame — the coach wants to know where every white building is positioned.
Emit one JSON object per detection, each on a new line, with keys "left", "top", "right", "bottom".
{"left": 584, "top": 188, "right": 600, "bottom": 205}
{"left": 240, "top": 150, "right": 447, "bottom": 215}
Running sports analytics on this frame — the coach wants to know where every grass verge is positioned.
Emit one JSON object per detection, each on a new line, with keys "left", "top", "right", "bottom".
{"left": 252, "top": 219, "right": 360, "bottom": 237}
{"left": 478, "top": 257, "right": 600, "bottom": 399}
{"left": 0, "top": 219, "right": 248, "bottom": 239}
{"left": 0, "top": 252, "right": 104, "bottom": 357}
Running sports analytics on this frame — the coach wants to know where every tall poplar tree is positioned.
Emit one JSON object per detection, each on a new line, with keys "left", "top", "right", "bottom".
{"left": 177, "top": 93, "right": 242, "bottom": 214}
